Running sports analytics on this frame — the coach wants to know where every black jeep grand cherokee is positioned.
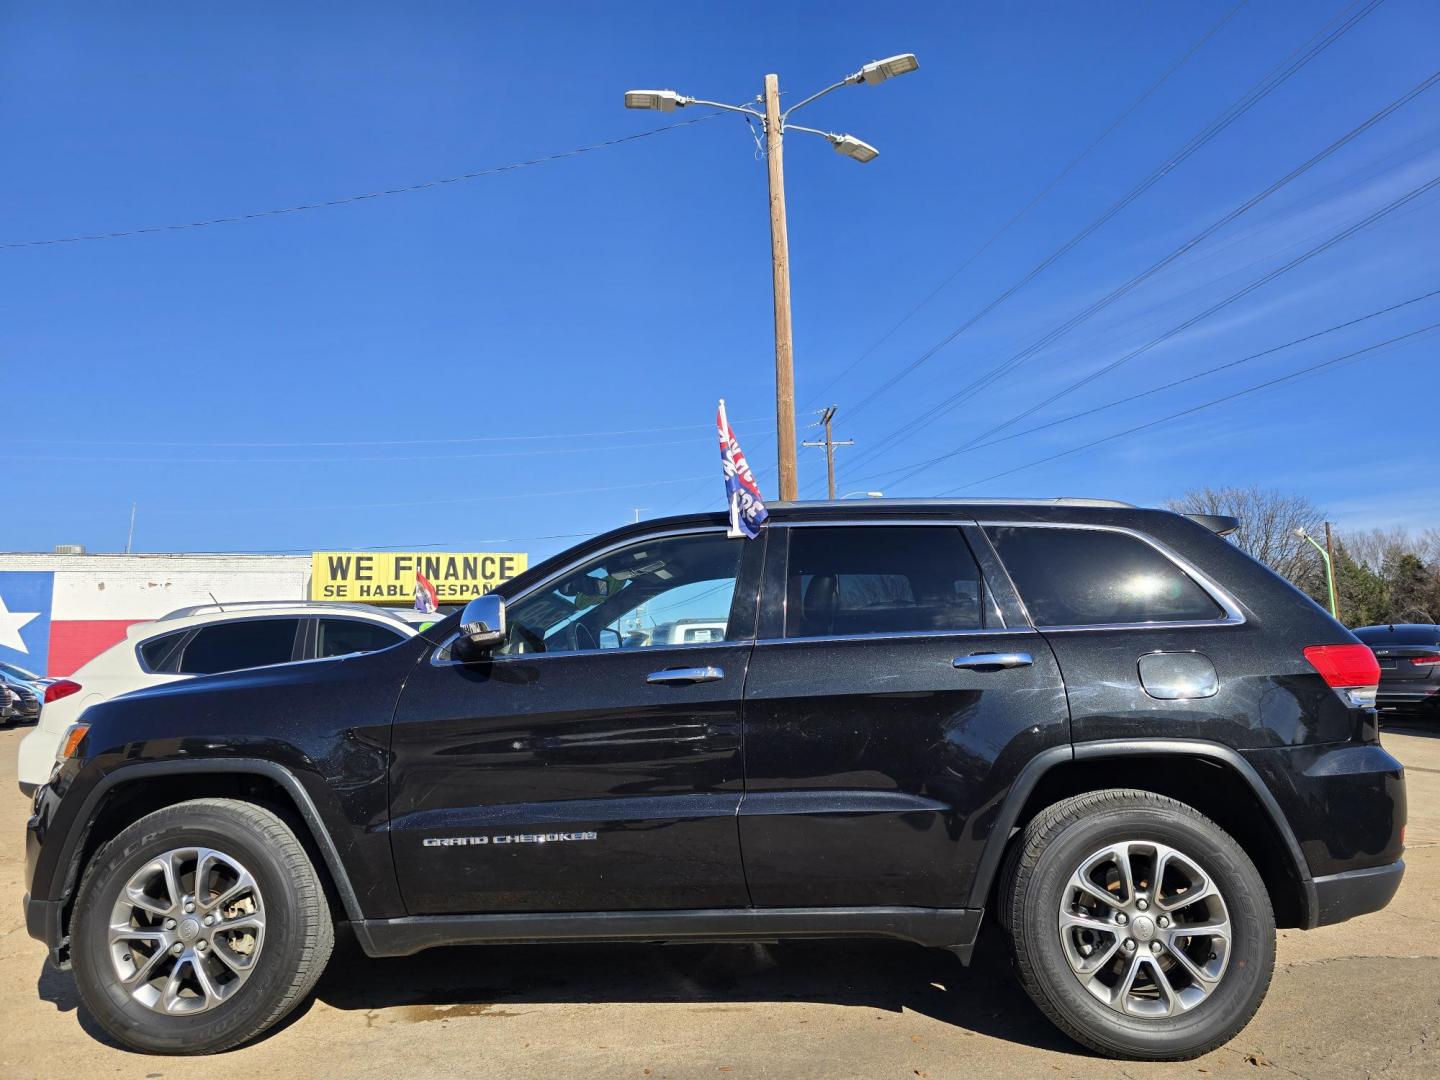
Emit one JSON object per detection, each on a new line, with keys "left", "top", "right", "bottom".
{"left": 24, "top": 499, "right": 1405, "bottom": 1059}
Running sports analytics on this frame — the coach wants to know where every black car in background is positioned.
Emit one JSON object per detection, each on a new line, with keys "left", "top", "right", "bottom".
{"left": 24, "top": 499, "right": 1404, "bottom": 1060}
{"left": 0, "top": 665, "right": 43, "bottom": 728}
{"left": 1353, "top": 623, "right": 1440, "bottom": 715}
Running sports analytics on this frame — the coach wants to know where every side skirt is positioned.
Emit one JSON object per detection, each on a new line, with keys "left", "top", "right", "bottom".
{"left": 353, "top": 906, "right": 985, "bottom": 963}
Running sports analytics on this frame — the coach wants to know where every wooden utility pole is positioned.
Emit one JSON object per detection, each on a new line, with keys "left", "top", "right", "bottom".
{"left": 802, "top": 405, "right": 854, "bottom": 500}
{"left": 763, "top": 73, "right": 798, "bottom": 501}
{"left": 1325, "top": 520, "right": 1341, "bottom": 623}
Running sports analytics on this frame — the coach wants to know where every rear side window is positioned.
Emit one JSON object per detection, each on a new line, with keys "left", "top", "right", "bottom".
{"left": 177, "top": 619, "right": 301, "bottom": 675}
{"left": 785, "top": 526, "right": 986, "bottom": 638}
{"left": 138, "top": 631, "right": 188, "bottom": 673}
{"left": 317, "top": 618, "right": 406, "bottom": 658}
{"left": 988, "top": 526, "right": 1224, "bottom": 627}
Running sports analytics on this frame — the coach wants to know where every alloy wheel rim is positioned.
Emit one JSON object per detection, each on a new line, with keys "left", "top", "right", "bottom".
{"left": 1057, "top": 840, "right": 1231, "bottom": 1018}
{"left": 107, "top": 846, "right": 266, "bottom": 1015}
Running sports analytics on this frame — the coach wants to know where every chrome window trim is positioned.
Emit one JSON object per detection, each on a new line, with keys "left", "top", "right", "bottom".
{"left": 430, "top": 525, "right": 744, "bottom": 667}
{"left": 978, "top": 520, "right": 1247, "bottom": 632}
{"left": 754, "top": 626, "right": 1038, "bottom": 648}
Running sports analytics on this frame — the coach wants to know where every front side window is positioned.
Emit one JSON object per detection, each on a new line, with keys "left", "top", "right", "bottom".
{"left": 317, "top": 618, "right": 406, "bottom": 658}
{"left": 987, "top": 526, "right": 1225, "bottom": 627}
{"left": 177, "top": 618, "right": 302, "bottom": 675}
{"left": 497, "top": 532, "right": 743, "bottom": 655}
{"left": 784, "top": 525, "right": 987, "bottom": 638}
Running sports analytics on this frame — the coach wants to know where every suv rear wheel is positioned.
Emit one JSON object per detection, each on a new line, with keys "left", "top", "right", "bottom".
{"left": 1005, "top": 789, "right": 1274, "bottom": 1060}
{"left": 71, "top": 798, "right": 334, "bottom": 1054}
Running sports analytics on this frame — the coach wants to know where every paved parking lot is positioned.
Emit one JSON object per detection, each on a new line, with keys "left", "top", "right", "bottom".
{"left": 1, "top": 723, "right": 1436, "bottom": 1079}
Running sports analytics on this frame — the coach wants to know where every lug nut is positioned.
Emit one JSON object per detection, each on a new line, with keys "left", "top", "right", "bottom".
{"left": 1157, "top": 916, "right": 1170, "bottom": 928}
{"left": 203, "top": 915, "right": 215, "bottom": 926}
{"left": 1115, "top": 913, "right": 1128, "bottom": 925}
{"left": 171, "top": 943, "right": 184, "bottom": 955}
{"left": 163, "top": 918, "right": 176, "bottom": 930}
{"left": 1136, "top": 898, "right": 1149, "bottom": 911}
{"left": 196, "top": 940, "right": 209, "bottom": 952}
{"left": 1151, "top": 941, "right": 1163, "bottom": 954}
{"left": 184, "top": 902, "right": 196, "bottom": 914}
{"left": 1123, "top": 939, "right": 1136, "bottom": 951}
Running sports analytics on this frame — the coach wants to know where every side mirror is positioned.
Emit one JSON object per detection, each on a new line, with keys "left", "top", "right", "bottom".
{"left": 454, "top": 594, "right": 506, "bottom": 661}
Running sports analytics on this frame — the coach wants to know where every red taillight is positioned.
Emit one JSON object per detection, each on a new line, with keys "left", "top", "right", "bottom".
{"left": 1411, "top": 655, "right": 1440, "bottom": 667}
{"left": 43, "top": 679, "right": 82, "bottom": 704}
{"left": 1304, "top": 644, "right": 1381, "bottom": 687}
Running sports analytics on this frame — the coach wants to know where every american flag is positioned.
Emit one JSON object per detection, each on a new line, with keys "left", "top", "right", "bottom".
{"left": 717, "top": 399, "right": 769, "bottom": 539}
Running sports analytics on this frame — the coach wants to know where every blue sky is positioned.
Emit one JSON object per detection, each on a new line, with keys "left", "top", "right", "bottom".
{"left": 2, "top": 0, "right": 1437, "bottom": 561}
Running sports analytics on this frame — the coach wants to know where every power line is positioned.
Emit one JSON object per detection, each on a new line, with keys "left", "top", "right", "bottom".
{"left": 1, "top": 428, "right": 765, "bottom": 465}
{"left": 0, "top": 114, "right": 721, "bottom": 251}
{"left": 835, "top": 0, "right": 1385, "bottom": 428}
{"left": 145, "top": 471, "right": 720, "bottom": 515}
{"left": 802, "top": 0, "right": 1251, "bottom": 409}
{"left": 938, "top": 319, "right": 1440, "bottom": 494}
{"left": 928, "top": 168, "right": 1440, "bottom": 468}
{"left": 850, "top": 70, "right": 1440, "bottom": 485}
{"left": 850, "top": 288, "right": 1440, "bottom": 486}
{"left": 8, "top": 414, "right": 769, "bottom": 448}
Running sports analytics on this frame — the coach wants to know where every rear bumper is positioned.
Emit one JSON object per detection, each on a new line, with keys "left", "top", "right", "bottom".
{"left": 1377, "top": 686, "right": 1439, "bottom": 707}
{"left": 1309, "top": 860, "right": 1405, "bottom": 927}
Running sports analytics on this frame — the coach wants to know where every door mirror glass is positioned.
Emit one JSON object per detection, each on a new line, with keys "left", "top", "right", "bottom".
{"left": 455, "top": 594, "right": 506, "bottom": 660}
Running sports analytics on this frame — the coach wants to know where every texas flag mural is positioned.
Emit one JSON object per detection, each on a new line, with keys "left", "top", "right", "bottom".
{"left": 0, "top": 572, "right": 53, "bottom": 676}
{"left": 0, "top": 569, "right": 153, "bottom": 676}
{"left": 0, "top": 560, "right": 311, "bottom": 677}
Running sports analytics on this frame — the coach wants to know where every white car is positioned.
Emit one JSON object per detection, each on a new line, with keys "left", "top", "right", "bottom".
{"left": 17, "top": 601, "right": 425, "bottom": 794}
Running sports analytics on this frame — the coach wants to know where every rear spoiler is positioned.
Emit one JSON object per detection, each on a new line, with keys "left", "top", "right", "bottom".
{"left": 1184, "top": 513, "right": 1241, "bottom": 537}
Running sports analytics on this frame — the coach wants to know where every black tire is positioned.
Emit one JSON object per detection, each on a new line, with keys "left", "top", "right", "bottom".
{"left": 1005, "top": 789, "right": 1274, "bottom": 1060}
{"left": 71, "top": 798, "right": 334, "bottom": 1054}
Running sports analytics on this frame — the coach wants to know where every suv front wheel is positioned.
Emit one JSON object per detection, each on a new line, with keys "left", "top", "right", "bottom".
{"left": 1005, "top": 789, "right": 1275, "bottom": 1060}
{"left": 70, "top": 798, "right": 334, "bottom": 1054}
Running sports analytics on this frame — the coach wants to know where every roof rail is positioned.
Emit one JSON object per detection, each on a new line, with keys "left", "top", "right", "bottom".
{"left": 771, "top": 497, "right": 1136, "bottom": 509}
{"left": 156, "top": 600, "right": 410, "bottom": 622}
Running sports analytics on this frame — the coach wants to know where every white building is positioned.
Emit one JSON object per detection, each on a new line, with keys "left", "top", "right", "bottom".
{"left": 0, "top": 550, "right": 311, "bottom": 676}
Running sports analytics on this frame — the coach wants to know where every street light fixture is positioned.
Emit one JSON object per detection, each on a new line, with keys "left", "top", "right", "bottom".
{"left": 623, "top": 53, "right": 919, "bottom": 501}
{"left": 829, "top": 133, "right": 880, "bottom": 163}
{"left": 857, "top": 54, "right": 920, "bottom": 85}
{"left": 1295, "top": 527, "right": 1341, "bottom": 620}
{"left": 624, "top": 90, "right": 685, "bottom": 112}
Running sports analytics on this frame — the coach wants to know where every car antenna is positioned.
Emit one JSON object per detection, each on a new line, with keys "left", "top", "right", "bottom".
{"left": 208, "top": 591, "right": 225, "bottom": 612}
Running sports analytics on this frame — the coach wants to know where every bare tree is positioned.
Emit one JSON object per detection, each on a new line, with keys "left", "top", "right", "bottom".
{"left": 1167, "top": 486, "right": 1326, "bottom": 590}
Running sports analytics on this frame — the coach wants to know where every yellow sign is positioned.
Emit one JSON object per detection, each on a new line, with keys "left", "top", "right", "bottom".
{"left": 311, "top": 552, "right": 527, "bottom": 605}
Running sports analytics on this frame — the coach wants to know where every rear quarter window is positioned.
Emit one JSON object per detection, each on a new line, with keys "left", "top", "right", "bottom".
{"left": 987, "top": 525, "right": 1225, "bottom": 627}
{"left": 137, "top": 631, "right": 189, "bottom": 673}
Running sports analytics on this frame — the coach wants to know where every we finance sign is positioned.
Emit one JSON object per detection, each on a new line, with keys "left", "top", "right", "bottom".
{"left": 311, "top": 552, "right": 527, "bottom": 605}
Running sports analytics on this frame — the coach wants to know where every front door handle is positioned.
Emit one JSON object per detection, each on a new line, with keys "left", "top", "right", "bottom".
{"left": 647, "top": 666, "right": 725, "bottom": 685}
{"left": 953, "top": 652, "right": 1033, "bottom": 670}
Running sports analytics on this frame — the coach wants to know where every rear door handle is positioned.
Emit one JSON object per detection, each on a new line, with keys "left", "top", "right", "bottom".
{"left": 647, "top": 666, "right": 725, "bottom": 685}
{"left": 953, "top": 652, "right": 1033, "bottom": 670}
